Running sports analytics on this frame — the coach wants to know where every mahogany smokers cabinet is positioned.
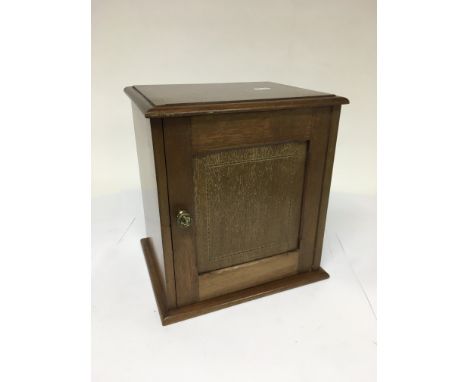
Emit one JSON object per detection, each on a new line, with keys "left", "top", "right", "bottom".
{"left": 125, "top": 82, "right": 348, "bottom": 325}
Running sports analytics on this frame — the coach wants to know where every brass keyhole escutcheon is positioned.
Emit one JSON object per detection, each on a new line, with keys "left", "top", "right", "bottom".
{"left": 176, "top": 210, "right": 192, "bottom": 228}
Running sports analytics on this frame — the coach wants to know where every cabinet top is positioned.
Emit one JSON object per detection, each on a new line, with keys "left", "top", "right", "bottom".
{"left": 124, "top": 82, "right": 348, "bottom": 118}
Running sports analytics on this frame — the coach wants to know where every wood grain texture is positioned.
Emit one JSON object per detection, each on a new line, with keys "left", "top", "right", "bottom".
{"left": 132, "top": 104, "right": 167, "bottom": 288}
{"left": 150, "top": 118, "right": 177, "bottom": 308}
{"left": 141, "top": 237, "right": 329, "bottom": 325}
{"left": 312, "top": 105, "right": 342, "bottom": 269}
{"left": 199, "top": 251, "right": 299, "bottom": 300}
{"left": 164, "top": 118, "right": 199, "bottom": 306}
{"left": 194, "top": 142, "right": 306, "bottom": 273}
{"left": 191, "top": 109, "right": 316, "bottom": 153}
{"left": 135, "top": 82, "right": 331, "bottom": 104}
{"left": 146, "top": 97, "right": 349, "bottom": 118}
{"left": 297, "top": 108, "right": 332, "bottom": 272}
{"left": 141, "top": 238, "right": 167, "bottom": 323}
{"left": 163, "top": 266, "right": 330, "bottom": 326}
{"left": 128, "top": 83, "right": 348, "bottom": 324}
{"left": 124, "top": 82, "right": 348, "bottom": 118}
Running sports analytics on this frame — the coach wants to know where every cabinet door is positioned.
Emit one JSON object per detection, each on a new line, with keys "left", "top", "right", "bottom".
{"left": 164, "top": 108, "right": 332, "bottom": 306}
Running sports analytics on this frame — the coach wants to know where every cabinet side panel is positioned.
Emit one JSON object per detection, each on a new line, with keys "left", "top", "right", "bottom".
{"left": 312, "top": 105, "right": 342, "bottom": 269}
{"left": 132, "top": 104, "right": 176, "bottom": 306}
{"left": 297, "top": 108, "right": 332, "bottom": 272}
{"left": 149, "top": 119, "right": 177, "bottom": 308}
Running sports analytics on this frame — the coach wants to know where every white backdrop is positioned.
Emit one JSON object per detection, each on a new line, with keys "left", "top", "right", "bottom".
{"left": 92, "top": 0, "right": 376, "bottom": 199}
{"left": 92, "top": 1, "right": 376, "bottom": 381}
{"left": 3, "top": 0, "right": 468, "bottom": 381}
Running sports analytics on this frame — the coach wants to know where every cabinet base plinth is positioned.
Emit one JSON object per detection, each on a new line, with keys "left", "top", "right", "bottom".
{"left": 141, "top": 237, "right": 330, "bottom": 326}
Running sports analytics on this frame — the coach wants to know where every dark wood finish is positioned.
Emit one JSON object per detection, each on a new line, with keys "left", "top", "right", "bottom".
{"left": 199, "top": 251, "right": 299, "bottom": 300}
{"left": 174, "top": 108, "right": 331, "bottom": 291}
{"left": 149, "top": 119, "right": 177, "bottom": 308}
{"left": 125, "top": 86, "right": 154, "bottom": 117}
{"left": 191, "top": 109, "right": 315, "bottom": 153}
{"left": 132, "top": 104, "right": 165, "bottom": 275}
{"left": 132, "top": 106, "right": 177, "bottom": 308}
{"left": 124, "top": 82, "right": 348, "bottom": 118}
{"left": 141, "top": 238, "right": 167, "bottom": 322}
{"left": 312, "top": 105, "right": 342, "bottom": 269}
{"left": 126, "top": 82, "right": 348, "bottom": 325}
{"left": 141, "top": 238, "right": 328, "bottom": 326}
{"left": 297, "top": 108, "right": 332, "bottom": 272}
{"left": 193, "top": 142, "right": 306, "bottom": 273}
{"left": 146, "top": 97, "right": 348, "bottom": 118}
{"left": 163, "top": 117, "right": 199, "bottom": 306}
{"left": 166, "top": 269, "right": 329, "bottom": 325}
{"left": 135, "top": 82, "right": 331, "bottom": 104}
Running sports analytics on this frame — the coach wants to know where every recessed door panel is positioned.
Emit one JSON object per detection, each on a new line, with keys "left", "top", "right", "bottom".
{"left": 194, "top": 142, "right": 307, "bottom": 273}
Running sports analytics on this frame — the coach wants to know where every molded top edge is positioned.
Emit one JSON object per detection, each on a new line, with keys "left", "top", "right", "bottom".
{"left": 124, "top": 82, "right": 349, "bottom": 117}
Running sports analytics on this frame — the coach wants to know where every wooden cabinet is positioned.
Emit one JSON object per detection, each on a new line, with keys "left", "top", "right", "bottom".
{"left": 125, "top": 82, "right": 348, "bottom": 325}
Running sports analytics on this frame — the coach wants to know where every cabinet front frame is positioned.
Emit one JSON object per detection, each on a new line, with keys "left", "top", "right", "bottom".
{"left": 163, "top": 107, "right": 337, "bottom": 307}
